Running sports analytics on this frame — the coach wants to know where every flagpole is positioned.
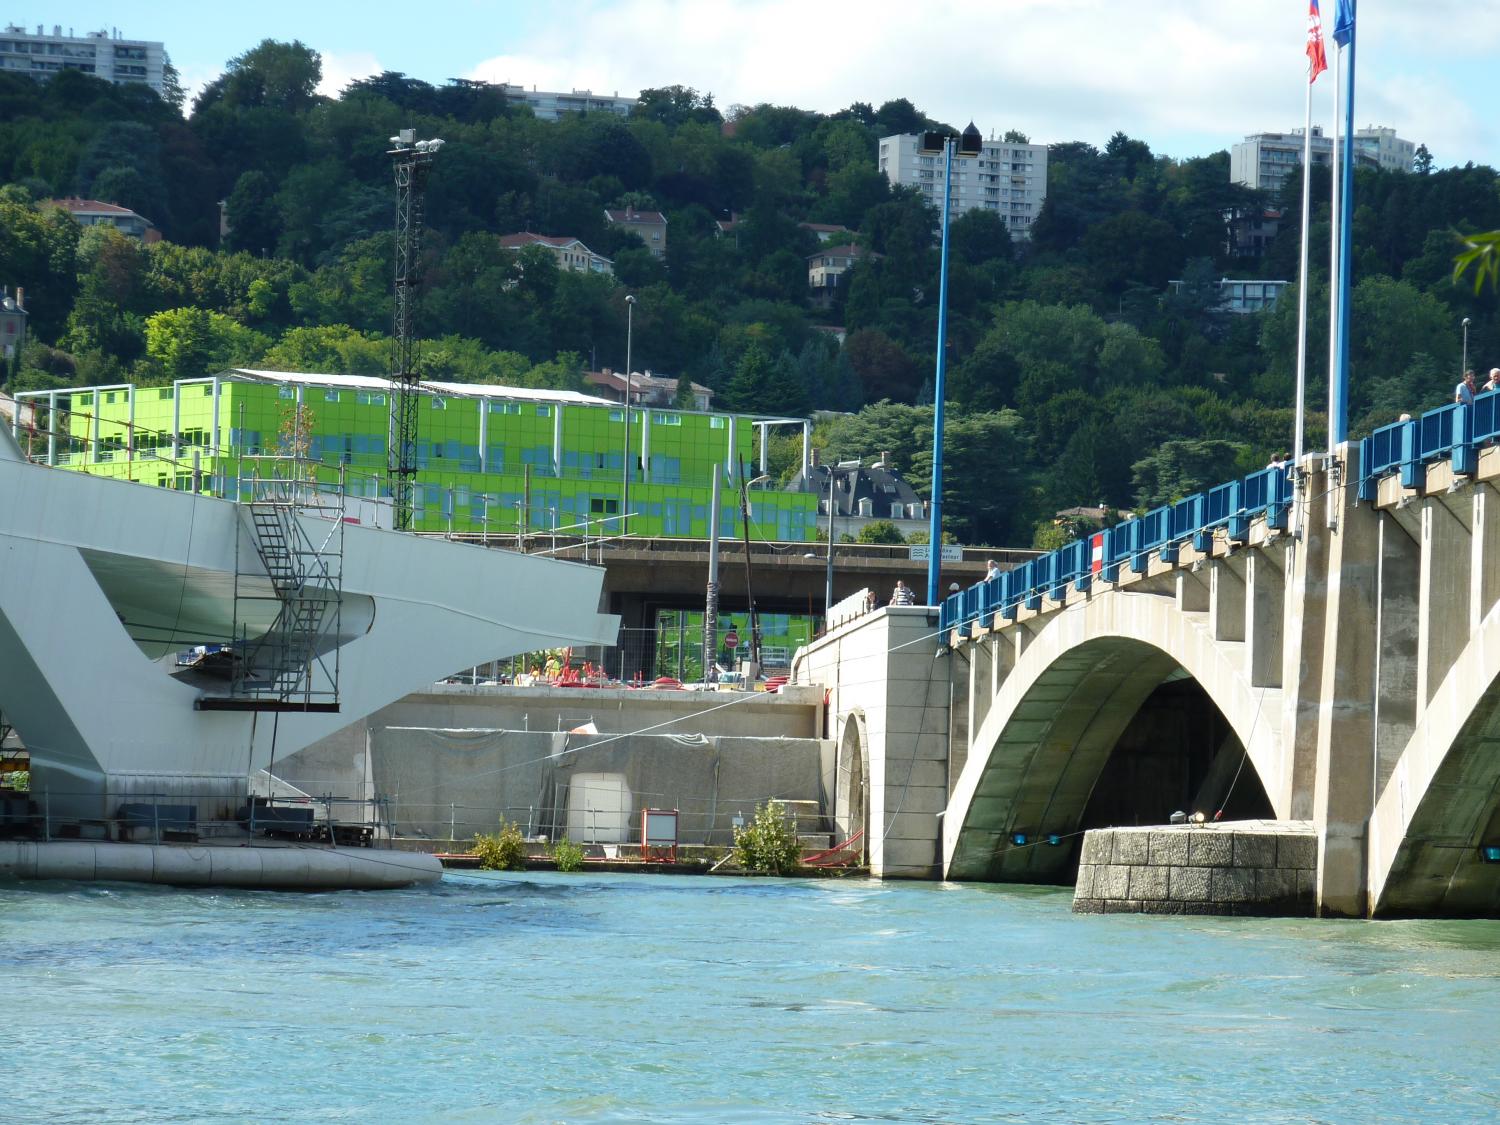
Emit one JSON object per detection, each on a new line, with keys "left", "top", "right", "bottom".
{"left": 1294, "top": 72, "right": 1315, "bottom": 472}
{"left": 1332, "top": 1, "right": 1357, "bottom": 449}
{"left": 1327, "top": 43, "right": 1341, "bottom": 456}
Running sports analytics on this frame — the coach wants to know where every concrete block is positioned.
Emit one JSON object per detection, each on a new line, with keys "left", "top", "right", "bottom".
{"left": 1297, "top": 867, "right": 1318, "bottom": 900}
{"left": 1096, "top": 864, "right": 1131, "bottom": 900}
{"left": 1186, "top": 831, "right": 1234, "bottom": 867}
{"left": 1128, "top": 864, "right": 1170, "bottom": 901}
{"left": 1112, "top": 831, "right": 1150, "bottom": 865}
{"left": 1072, "top": 896, "right": 1104, "bottom": 914}
{"left": 1103, "top": 899, "right": 1143, "bottom": 913}
{"left": 1278, "top": 834, "right": 1317, "bottom": 869}
{"left": 1140, "top": 899, "right": 1188, "bottom": 915}
{"left": 1254, "top": 867, "right": 1298, "bottom": 903}
{"left": 1210, "top": 866, "right": 1256, "bottom": 903}
{"left": 1148, "top": 831, "right": 1190, "bottom": 867}
{"left": 1169, "top": 866, "right": 1212, "bottom": 901}
{"left": 1075, "top": 864, "right": 1095, "bottom": 899}
{"left": 1232, "top": 833, "right": 1278, "bottom": 868}
{"left": 1079, "top": 831, "right": 1111, "bottom": 866}
{"left": 1182, "top": 902, "right": 1225, "bottom": 915}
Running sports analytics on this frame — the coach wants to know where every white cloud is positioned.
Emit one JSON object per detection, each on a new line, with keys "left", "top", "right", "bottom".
{"left": 317, "top": 50, "right": 384, "bottom": 99}
{"left": 463, "top": 0, "right": 1500, "bottom": 166}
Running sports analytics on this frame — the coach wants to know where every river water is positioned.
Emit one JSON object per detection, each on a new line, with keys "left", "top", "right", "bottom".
{"left": 3, "top": 872, "right": 1498, "bottom": 1123}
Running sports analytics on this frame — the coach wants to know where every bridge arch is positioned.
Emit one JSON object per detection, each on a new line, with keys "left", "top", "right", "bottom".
{"left": 1372, "top": 608, "right": 1500, "bottom": 916}
{"left": 944, "top": 590, "right": 1289, "bottom": 881}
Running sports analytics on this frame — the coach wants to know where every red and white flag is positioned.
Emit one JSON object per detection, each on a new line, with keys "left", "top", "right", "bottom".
{"left": 1307, "top": 0, "right": 1328, "bottom": 82}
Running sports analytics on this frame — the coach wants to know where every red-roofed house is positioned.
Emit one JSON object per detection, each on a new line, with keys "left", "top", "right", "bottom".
{"left": 604, "top": 206, "right": 667, "bottom": 259}
{"left": 585, "top": 368, "right": 714, "bottom": 411}
{"left": 498, "top": 232, "right": 614, "bottom": 276}
{"left": 46, "top": 198, "right": 159, "bottom": 242}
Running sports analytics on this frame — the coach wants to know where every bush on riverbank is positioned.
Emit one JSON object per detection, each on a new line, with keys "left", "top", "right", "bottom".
{"left": 734, "top": 800, "right": 802, "bottom": 875}
{"left": 550, "top": 837, "right": 586, "bottom": 872}
{"left": 472, "top": 820, "right": 526, "bottom": 871}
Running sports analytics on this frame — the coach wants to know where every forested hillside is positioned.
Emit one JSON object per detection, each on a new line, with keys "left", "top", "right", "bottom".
{"left": 1, "top": 38, "right": 1497, "bottom": 546}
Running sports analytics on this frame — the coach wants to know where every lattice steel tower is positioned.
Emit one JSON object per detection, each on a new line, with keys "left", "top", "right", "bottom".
{"left": 387, "top": 129, "right": 443, "bottom": 531}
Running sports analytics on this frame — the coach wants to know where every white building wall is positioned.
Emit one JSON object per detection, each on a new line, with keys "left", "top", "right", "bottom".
{"left": 0, "top": 25, "right": 164, "bottom": 94}
{"left": 878, "top": 133, "right": 1049, "bottom": 240}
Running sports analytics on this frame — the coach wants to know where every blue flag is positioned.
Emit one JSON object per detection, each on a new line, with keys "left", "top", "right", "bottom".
{"left": 1333, "top": 0, "right": 1355, "bottom": 47}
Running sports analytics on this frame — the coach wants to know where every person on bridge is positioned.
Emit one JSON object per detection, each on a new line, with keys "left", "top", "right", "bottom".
{"left": 890, "top": 580, "right": 915, "bottom": 606}
{"left": 985, "top": 559, "right": 1001, "bottom": 582}
{"left": 1485, "top": 368, "right": 1500, "bottom": 394}
{"left": 1456, "top": 370, "right": 1478, "bottom": 406}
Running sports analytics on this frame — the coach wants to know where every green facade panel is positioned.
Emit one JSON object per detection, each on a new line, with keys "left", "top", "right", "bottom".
{"left": 27, "top": 376, "right": 817, "bottom": 542}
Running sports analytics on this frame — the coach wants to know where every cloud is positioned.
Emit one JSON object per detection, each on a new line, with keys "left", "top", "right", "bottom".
{"left": 317, "top": 50, "right": 384, "bottom": 99}
{"left": 463, "top": 0, "right": 1500, "bottom": 167}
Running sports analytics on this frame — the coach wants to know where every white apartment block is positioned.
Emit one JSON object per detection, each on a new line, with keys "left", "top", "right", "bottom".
{"left": 498, "top": 84, "right": 636, "bottom": 122}
{"left": 878, "top": 133, "right": 1049, "bottom": 240}
{"left": 0, "top": 25, "right": 163, "bottom": 94}
{"left": 1231, "top": 125, "right": 1418, "bottom": 192}
{"left": 498, "top": 233, "right": 614, "bottom": 276}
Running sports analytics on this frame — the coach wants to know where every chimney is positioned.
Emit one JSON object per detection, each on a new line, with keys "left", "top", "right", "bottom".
{"left": 15, "top": 286, "right": 24, "bottom": 310}
{"left": 879, "top": 450, "right": 891, "bottom": 468}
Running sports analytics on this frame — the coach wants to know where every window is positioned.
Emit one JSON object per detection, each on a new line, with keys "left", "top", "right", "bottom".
{"left": 432, "top": 396, "right": 446, "bottom": 410}
{"left": 536, "top": 405, "right": 551, "bottom": 418}
{"left": 489, "top": 400, "right": 520, "bottom": 414}
{"left": 710, "top": 416, "right": 726, "bottom": 429}
{"left": 609, "top": 409, "right": 624, "bottom": 422}
{"left": 278, "top": 385, "right": 295, "bottom": 399}
{"left": 589, "top": 497, "right": 620, "bottom": 515}
{"left": 323, "top": 390, "right": 342, "bottom": 403}
{"left": 356, "top": 391, "right": 386, "bottom": 406}
{"left": 201, "top": 384, "right": 213, "bottom": 396}
{"left": 651, "top": 412, "right": 682, "bottom": 426}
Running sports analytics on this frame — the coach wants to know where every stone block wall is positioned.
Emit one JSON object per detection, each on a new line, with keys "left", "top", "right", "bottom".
{"left": 1073, "top": 822, "right": 1316, "bottom": 916}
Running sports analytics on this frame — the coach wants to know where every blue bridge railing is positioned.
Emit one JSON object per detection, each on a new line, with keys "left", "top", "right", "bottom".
{"left": 942, "top": 464, "right": 1294, "bottom": 635}
{"left": 1357, "top": 391, "right": 1500, "bottom": 500}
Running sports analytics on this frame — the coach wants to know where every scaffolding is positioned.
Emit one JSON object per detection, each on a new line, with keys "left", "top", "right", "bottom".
{"left": 201, "top": 459, "right": 345, "bottom": 713}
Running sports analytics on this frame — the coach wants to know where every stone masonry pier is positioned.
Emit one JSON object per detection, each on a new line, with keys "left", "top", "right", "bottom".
{"left": 1072, "top": 821, "right": 1317, "bottom": 916}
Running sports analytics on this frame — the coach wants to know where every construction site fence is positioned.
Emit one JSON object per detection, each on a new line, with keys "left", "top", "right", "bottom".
{"left": 386, "top": 789, "right": 833, "bottom": 851}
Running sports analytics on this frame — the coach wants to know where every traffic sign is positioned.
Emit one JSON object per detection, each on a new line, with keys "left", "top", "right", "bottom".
{"left": 723, "top": 629, "right": 740, "bottom": 648}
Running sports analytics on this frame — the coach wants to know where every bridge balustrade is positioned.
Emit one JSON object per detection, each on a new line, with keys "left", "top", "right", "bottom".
{"left": 941, "top": 462, "right": 1300, "bottom": 637}
{"left": 1358, "top": 389, "right": 1500, "bottom": 498}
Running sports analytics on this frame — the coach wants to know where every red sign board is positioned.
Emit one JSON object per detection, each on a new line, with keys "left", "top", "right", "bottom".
{"left": 723, "top": 630, "right": 740, "bottom": 649}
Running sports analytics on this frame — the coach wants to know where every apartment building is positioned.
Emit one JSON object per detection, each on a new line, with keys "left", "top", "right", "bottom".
{"left": 0, "top": 25, "right": 163, "bottom": 94}
{"left": 878, "top": 132, "right": 1049, "bottom": 240}
{"left": 498, "top": 232, "right": 614, "bottom": 276}
{"left": 1230, "top": 125, "right": 1418, "bottom": 193}
{"left": 497, "top": 84, "right": 636, "bottom": 121}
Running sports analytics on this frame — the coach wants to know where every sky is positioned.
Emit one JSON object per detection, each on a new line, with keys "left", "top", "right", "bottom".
{"left": 31, "top": 0, "right": 1500, "bottom": 168}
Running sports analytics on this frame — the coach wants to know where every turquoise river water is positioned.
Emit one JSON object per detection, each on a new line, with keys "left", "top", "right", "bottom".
{"left": 3, "top": 871, "right": 1499, "bottom": 1123}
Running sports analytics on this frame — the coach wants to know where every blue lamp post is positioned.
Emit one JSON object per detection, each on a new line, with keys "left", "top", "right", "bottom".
{"left": 921, "top": 122, "right": 983, "bottom": 605}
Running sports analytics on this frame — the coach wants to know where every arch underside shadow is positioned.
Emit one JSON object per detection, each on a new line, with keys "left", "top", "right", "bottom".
{"left": 946, "top": 625, "right": 1279, "bottom": 883}
{"left": 1376, "top": 667, "right": 1500, "bottom": 917}
{"left": 835, "top": 712, "right": 867, "bottom": 848}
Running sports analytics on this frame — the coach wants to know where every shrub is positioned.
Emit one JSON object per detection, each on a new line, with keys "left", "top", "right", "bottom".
{"left": 472, "top": 819, "right": 526, "bottom": 871}
{"left": 2, "top": 770, "right": 28, "bottom": 792}
{"left": 550, "top": 837, "right": 586, "bottom": 872}
{"left": 733, "top": 800, "right": 802, "bottom": 875}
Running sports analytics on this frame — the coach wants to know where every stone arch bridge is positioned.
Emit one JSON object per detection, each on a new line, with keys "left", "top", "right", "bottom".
{"left": 794, "top": 441, "right": 1500, "bottom": 918}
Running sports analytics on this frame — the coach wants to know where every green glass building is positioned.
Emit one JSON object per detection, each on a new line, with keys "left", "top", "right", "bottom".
{"left": 15, "top": 369, "right": 819, "bottom": 542}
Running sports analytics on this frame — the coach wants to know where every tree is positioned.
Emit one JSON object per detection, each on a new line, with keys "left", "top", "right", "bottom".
{"left": 142, "top": 307, "right": 270, "bottom": 381}
{"left": 1413, "top": 144, "right": 1433, "bottom": 175}
{"left": 854, "top": 519, "right": 905, "bottom": 544}
{"left": 224, "top": 170, "right": 281, "bottom": 255}
{"left": 220, "top": 40, "right": 323, "bottom": 113}
{"left": 1131, "top": 439, "right": 1246, "bottom": 509}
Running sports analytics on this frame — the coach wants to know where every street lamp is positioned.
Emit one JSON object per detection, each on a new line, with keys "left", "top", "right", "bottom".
{"left": 739, "top": 466, "right": 770, "bottom": 677}
{"left": 1463, "top": 317, "right": 1472, "bottom": 376}
{"left": 919, "top": 122, "right": 983, "bottom": 605}
{"left": 621, "top": 294, "right": 636, "bottom": 535}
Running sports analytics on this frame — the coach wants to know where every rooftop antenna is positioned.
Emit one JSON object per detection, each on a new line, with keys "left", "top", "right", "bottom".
{"left": 387, "top": 128, "right": 443, "bottom": 530}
